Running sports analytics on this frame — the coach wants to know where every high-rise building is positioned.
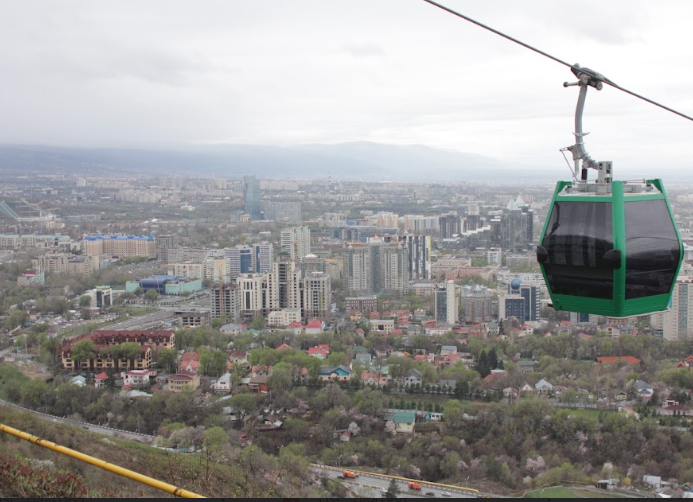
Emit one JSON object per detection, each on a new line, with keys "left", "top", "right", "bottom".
{"left": 399, "top": 233, "right": 431, "bottom": 280}
{"left": 499, "top": 294, "right": 525, "bottom": 322}
{"left": 301, "top": 253, "right": 325, "bottom": 277}
{"left": 501, "top": 196, "right": 534, "bottom": 253}
{"left": 508, "top": 279, "right": 539, "bottom": 322}
{"left": 243, "top": 175, "right": 263, "bottom": 220}
{"left": 225, "top": 243, "right": 273, "bottom": 280}
{"left": 343, "top": 240, "right": 408, "bottom": 296}
{"left": 439, "top": 212, "right": 461, "bottom": 239}
{"left": 263, "top": 201, "right": 302, "bottom": 223}
{"left": 434, "top": 281, "right": 458, "bottom": 326}
{"left": 237, "top": 273, "right": 271, "bottom": 322}
{"left": 303, "top": 271, "right": 332, "bottom": 320}
{"left": 499, "top": 279, "right": 538, "bottom": 323}
{"left": 570, "top": 312, "right": 599, "bottom": 324}
{"left": 270, "top": 257, "right": 302, "bottom": 311}
{"left": 462, "top": 285, "right": 493, "bottom": 323}
{"left": 157, "top": 234, "right": 179, "bottom": 262}
{"left": 464, "top": 204, "right": 481, "bottom": 232}
{"left": 659, "top": 278, "right": 693, "bottom": 341}
{"left": 281, "top": 226, "right": 311, "bottom": 263}
{"left": 210, "top": 283, "right": 240, "bottom": 321}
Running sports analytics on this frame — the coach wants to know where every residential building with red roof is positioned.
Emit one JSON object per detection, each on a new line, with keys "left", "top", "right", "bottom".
{"left": 94, "top": 372, "right": 109, "bottom": 388}
{"left": 308, "top": 347, "right": 329, "bottom": 359}
{"left": 596, "top": 356, "right": 641, "bottom": 365}
{"left": 61, "top": 330, "right": 174, "bottom": 371}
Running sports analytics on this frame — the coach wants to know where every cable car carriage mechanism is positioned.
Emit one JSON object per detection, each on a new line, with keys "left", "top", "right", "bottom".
{"left": 536, "top": 65, "right": 683, "bottom": 318}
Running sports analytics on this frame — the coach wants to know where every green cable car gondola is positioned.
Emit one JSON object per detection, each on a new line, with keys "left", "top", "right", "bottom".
{"left": 536, "top": 66, "right": 683, "bottom": 318}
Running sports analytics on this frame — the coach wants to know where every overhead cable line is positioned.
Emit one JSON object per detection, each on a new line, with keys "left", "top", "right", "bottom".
{"left": 422, "top": 0, "right": 693, "bottom": 123}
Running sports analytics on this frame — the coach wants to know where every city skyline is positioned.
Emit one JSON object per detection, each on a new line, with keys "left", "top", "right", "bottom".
{"left": 1, "top": 1, "right": 693, "bottom": 175}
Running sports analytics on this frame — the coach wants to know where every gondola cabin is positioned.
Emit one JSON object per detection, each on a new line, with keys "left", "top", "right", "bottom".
{"left": 537, "top": 179, "right": 683, "bottom": 318}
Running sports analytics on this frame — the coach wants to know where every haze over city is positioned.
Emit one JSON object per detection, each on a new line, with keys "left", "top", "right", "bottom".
{"left": 3, "top": 1, "right": 693, "bottom": 500}
{"left": 2, "top": 0, "right": 693, "bottom": 177}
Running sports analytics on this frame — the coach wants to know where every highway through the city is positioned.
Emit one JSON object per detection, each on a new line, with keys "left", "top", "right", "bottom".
{"left": 311, "top": 465, "right": 483, "bottom": 499}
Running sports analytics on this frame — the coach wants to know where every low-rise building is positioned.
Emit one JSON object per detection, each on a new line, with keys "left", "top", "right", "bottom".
{"left": 167, "top": 371, "right": 200, "bottom": 393}
{"left": 318, "top": 365, "right": 352, "bottom": 382}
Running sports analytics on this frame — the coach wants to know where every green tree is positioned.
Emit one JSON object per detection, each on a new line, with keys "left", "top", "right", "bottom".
{"left": 5, "top": 309, "right": 28, "bottom": 329}
{"left": 251, "top": 316, "right": 266, "bottom": 330}
{"left": 229, "top": 393, "right": 257, "bottom": 419}
{"left": 79, "top": 295, "right": 91, "bottom": 308}
{"left": 157, "top": 348, "right": 178, "bottom": 373}
{"left": 144, "top": 289, "right": 160, "bottom": 304}
{"left": 112, "top": 342, "right": 142, "bottom": 360}
{"left": 203, "top": 426, "right": 229, "bottom": 454}
{"left": 70, "top": 339, "right": 96, "bottom": 367}
{"left": 385, "top": 478, "right": 400, "bottom": 498}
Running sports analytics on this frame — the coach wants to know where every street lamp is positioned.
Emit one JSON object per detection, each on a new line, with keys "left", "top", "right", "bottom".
{"left": 338, "top": 455, "right": 343, "bottom": 467}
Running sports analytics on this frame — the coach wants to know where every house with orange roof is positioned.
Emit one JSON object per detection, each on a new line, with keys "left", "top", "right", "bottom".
{"left": 94, "top": 372, "right": 109, "bottom": 389}
{"left": 179, "top": 360, "right": 200, "bottom": 373}
{"left": 276, "top": 343, "right": 291, "bottom": 351}
{"left": 308, "top": 347, "right": 329, "bottom": 359}
{"left": 167, "top": 371, "right": 200, "bottom": 393}
{"left": 305, "top": 319, "right": 324, "bottom": 335}
{"left": 288, "top": 321, "right": 304, "bottom": 335}
{"left": 361, "top": 371, "right": 389, "bottom": 387}
{"left": 596, "top": 356, "right": 641, "bottom": 365}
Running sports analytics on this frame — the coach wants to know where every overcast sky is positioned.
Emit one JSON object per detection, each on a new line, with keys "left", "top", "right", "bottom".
{"left": 2, "top": 0, "right": 693, "bottom": 173}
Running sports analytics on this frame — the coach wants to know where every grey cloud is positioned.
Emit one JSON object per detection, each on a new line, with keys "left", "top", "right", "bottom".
{"left": 341, "top": 43, "right": 385, "bottom": 57}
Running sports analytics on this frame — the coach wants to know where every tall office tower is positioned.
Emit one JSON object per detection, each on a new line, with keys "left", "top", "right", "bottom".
{"left": 434, "top": 281, "right": 458, "bottom": 326}
{"left": 210, "top": 283, "right": 240, "bottom": 321}
{"left": 659, "top": 278, "right": 693, "bottom": 341}
{"left": 243, "top": 175, "right": 263, "bottom": 220}
{"left": 236, "top": 273, "right": 271, "bottom": 322}
{"left": 270, "top": 256, "right": 302, "bottom": 311}
{"left": 464, "top": 204, "right": 481, "bottom": 232}
{"left": 501, "top": 196, "right": 534, "bottom": 253}
{"left": 439, "top": 212, "right": 461, "bottom": 239}
{"left": 506, "top": 278, "right": 539, "bottom": 322}
{"left": 263, "top": 201, "right": 302, "bottom": 223}
{"left": 498, "top": 293, "right": 526, "bottom": 322}
{"left": 281, "top": 226, "right": 311, "bottom": 263}
{"left": 303, "top": 271, "right": 332, "bottom": 321}
{"left": 156, "top": 234, "right": 179, "bottom": 262}
{"left": 399, "top": 233, "right": 431, "bottom": 280}
{"left": 342, "top": 240, "right": 408, "bottom": 295}
{"left": 254, "top": 242, "right": 274, "bottom": 273}
{"left": 226, "top": 246, "right": 254, "bottom": 280}
{"left": 226, "top": 243, "right": 274, "bottom": 280}
{"left": 463, "top": 285, "right": 493, "bottom": 323}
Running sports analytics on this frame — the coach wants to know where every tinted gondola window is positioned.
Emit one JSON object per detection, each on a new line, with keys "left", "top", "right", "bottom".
{"left": 541, "top": 201, "right": 613, "bottom": 299}
{"left": 625, "top": 199, "right": 680, "bottom": 299}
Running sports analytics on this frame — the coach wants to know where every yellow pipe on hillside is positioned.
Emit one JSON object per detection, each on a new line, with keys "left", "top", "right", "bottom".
{"left": 0, "top": 423, "right": 205, "bottom": 498}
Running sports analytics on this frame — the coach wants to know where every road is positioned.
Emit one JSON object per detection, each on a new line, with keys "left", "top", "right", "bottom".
{"left": 108, "top": 310, "right": 175, "bottom": 330}
{"left": 0, "top": 398, "right": 154, "bottom": 443}
{"left": 311, "top": 465, "right": 482, "bottom": 498}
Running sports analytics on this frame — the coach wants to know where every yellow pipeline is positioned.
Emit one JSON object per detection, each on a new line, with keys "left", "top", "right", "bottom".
{"left": 0, "top": 423, "right": 205, "bottom": 498}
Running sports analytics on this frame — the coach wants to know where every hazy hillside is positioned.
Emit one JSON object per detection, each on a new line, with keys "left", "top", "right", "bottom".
{"left": 0, "top": 142, "right": 548, "bottom": 182}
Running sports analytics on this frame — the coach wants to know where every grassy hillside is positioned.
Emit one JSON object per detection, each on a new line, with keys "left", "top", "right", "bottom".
{"left": 0, "top": 407, "right": 330, "bottom": 498}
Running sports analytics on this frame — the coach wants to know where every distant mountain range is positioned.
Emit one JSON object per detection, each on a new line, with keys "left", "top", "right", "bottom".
{"left": 0, "top": 142, "right": 577, "bottom": 182}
